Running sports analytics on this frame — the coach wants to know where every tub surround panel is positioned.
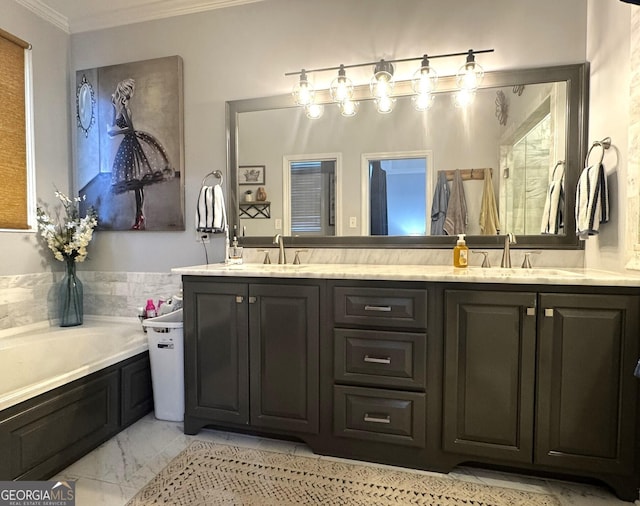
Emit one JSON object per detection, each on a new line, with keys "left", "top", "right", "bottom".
{"left": 0, "top": 271, "right": 182, "bottom": 329}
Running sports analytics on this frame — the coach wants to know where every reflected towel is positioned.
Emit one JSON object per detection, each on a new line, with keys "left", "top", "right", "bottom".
{"left": 575, "top": 163, "right": 609, "bottom": 239}
{"left": 430, "top": 171, "right": 450, "bottom": 235}
{"left": 540, "top": 164, "right": 565, "bottom": 234}
{"left": 196, "top": 184, "right": 226, "bottom": 233}
{"left": 479, "top": 168, "right": 500, "bottom": 235}
{"left": 443, "top": 169, "right": 467, "bottom": 235}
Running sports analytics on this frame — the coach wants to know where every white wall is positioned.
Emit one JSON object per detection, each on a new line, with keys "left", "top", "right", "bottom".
{"left": 585, "top": 1, "right": 632, "bottom": 271}
{"left": 68, "top": 0, "right": 589, "bottom": 272}
{"left": 0, "top": 1, "right": 71, "bottom": 276}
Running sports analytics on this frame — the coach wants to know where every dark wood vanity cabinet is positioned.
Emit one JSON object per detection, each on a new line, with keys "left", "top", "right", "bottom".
{"left": 183, "top": 277, "right": 320, "bottom": 436}
{"left": 444, "top": 288, "right": 640, "bottom": 500}
{"left": 182, "top": 275, "right": 639, "bottom": 501}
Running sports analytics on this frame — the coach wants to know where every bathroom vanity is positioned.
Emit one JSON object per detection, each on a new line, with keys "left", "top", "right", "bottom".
{"left": 174, "top": 263, "right": 640, "bottom": 501}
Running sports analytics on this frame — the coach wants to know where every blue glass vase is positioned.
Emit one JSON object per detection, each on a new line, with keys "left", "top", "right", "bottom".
{"left": 59, "top": 259, "right": 83, "bottom": 327}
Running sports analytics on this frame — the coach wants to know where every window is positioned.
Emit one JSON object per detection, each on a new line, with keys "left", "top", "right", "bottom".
{"left": 289, "top": 160, "right": 336, "bottom": 235}
{"left": 0, "top": 28, "right": 33, "bottom": 230}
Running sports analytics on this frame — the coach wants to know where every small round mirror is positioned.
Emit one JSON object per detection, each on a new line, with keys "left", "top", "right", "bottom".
{"left": 76, "top": 76, "right": 95, "bottom": 137}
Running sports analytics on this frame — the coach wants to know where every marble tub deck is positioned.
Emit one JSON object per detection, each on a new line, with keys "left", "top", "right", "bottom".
{"left": 54, "top": 414, "right": 639, "bottom": 506}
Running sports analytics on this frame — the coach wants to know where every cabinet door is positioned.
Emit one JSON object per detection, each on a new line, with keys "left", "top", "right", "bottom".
{"left": 536, "top": 293, "right": 639, "bottom": 475}
{"left": 184, "top": 281, "right": 249, "bottom": 425}
{"left": 443, "top": 290, "right": 537, "bottom": 463}
{"left": 249, "top": 284, "right": 320, "bottom": 434}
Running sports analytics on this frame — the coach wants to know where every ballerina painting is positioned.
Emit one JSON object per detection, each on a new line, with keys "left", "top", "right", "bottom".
{"left": 108, "top": 78, "right": 174, "bottom": 230}
{"left": 75, "top": 56, "right": 184, "bottom": 231}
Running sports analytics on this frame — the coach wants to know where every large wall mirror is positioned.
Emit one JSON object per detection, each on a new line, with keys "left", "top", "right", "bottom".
{"left": 227, "top": 63, "right": 588, "bottom": 249}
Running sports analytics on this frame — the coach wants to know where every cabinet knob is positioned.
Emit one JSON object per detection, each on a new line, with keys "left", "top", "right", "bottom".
{"left": 544, "top": 308, "right": 554, "bottom": 317}
{"left": 236, "top": 296, "right": 244, "bottom": 303}
{"left": 526, "top": 307, "right": 536, "bottom": 316}
{"left": 248, "top": 296, "right": 257, "bottom": 304}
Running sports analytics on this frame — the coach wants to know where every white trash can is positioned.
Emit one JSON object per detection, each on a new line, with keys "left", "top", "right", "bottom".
{"left": 142, "top": 309, "right": 184, "bottom": 422}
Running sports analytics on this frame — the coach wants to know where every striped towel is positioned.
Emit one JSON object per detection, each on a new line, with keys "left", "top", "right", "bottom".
{"left": 575, "top": 163, "right": 609, "bottom": 239}
{"left": 196, "top": 184, "right": 227, "bottom": 233}
{"left": 540, "top": 164, "right": 565, "bottom": 234}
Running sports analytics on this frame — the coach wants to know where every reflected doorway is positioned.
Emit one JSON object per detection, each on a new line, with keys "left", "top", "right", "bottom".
{"left": 362, "top": 152, "right": 432, "bottom": 236}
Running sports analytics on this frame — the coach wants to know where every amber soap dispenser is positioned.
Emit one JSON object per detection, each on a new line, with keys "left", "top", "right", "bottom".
{"left": 453, "top": 234, "right": 469, "bottom": 268}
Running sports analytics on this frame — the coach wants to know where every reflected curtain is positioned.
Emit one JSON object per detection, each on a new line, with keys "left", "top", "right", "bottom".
{"left": 370, "top": 161, "right": 388, "bottom": 235}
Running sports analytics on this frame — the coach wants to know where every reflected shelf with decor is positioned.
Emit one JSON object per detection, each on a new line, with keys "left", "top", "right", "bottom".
{"left": 239, "top": 201, "right": 271, "bottom": 219}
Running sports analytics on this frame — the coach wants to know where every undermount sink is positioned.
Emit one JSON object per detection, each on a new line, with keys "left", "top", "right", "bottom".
{"left": 466, "top": 267, "right": 583, "bottom": 277}
{"left": 224, "top": 262, "right": 308, "bottom": 270}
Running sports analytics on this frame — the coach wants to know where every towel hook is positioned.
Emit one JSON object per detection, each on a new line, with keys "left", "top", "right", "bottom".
{"left": 585, "top": 137, "right": 611, "bottom": 167}
{"left": 202, "top": 170, "right": 224, "bottom": 187}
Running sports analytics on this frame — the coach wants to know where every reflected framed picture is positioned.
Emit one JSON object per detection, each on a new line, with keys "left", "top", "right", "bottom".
{"left": 239, "top": 165, "right": 265, "bottom": 185}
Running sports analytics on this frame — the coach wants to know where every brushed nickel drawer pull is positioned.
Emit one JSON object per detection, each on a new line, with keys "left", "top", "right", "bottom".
{"left": 364, "top": 355, "right": 391, "bottom": 365}
{"left": 364, "top": 414, "right": 391, "bottom": 424}
{"left": 364, "top": 305, "right": 392, "bottom": 312}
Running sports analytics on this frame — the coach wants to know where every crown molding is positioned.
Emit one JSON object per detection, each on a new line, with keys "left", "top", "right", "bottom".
{"left": 13, "top": 0, "right": 70, "bottom": 33}
{"left": 70, "top": 0, "right": 265, "bottom": 33}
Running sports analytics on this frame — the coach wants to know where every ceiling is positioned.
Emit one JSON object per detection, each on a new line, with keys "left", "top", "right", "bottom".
{"left": 14, "top": 0, "right": 265, "bottom": 34}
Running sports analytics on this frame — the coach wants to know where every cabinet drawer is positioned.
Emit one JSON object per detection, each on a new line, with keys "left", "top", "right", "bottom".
{"left": 334, "top": 329, "right": 426, "bottom": 390}
{"left": 333, "top": 386, "right": 425, "bottom": 447}
{"left": 334, "top": 287, "right": 427, "bottom": 329}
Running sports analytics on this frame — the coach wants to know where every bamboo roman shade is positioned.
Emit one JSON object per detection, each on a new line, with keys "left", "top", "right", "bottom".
{"left": 0, "top": 28, "right": 30, "bottom": 229}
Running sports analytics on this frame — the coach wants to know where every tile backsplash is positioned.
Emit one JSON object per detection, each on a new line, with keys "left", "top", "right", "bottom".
{"left": 0, "top": 271, "right": 182, "bottom": 330}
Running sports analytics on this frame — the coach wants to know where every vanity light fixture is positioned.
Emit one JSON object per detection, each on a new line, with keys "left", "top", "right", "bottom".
{"left": 292, "top": 69, "right": 315, "bottom": 107}
{"left": 370, "top": 59, "right": 395, "bottom": 99}
{"left": 286, "top": 48, "right": 493, "bottom": 117}
{"left": 411, "top": 55, "right": 438, "bottom": 111}
{"left": 329, "top": 64, "right": 354, "bottom": 103}
{"left": 456, "top": 50, "right": 485, "bottom": 91}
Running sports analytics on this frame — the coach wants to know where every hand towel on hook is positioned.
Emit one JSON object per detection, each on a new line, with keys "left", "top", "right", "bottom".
{"left": 575, "top": 163, "right": 609, "bottom": 239}
{"left": 196, "top": 184, "right": 227, "bottom": 233}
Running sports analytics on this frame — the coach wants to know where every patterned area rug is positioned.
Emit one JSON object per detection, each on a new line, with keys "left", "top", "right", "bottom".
{"left": 126, "top": 440, "right": 560, "bottom": 506}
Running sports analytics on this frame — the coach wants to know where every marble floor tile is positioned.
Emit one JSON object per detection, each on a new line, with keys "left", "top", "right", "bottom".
{"left": 55, "top": 416, "right": 637, "bottom": 506}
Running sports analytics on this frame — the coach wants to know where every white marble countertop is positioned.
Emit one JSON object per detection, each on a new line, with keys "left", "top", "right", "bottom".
{"left": 172, "top": 263, "right": 640, "bottom": 287}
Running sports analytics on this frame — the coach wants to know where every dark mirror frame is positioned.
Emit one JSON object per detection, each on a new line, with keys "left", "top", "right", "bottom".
{"left": 227, "top": 63, "right": 589, "bottom": 250}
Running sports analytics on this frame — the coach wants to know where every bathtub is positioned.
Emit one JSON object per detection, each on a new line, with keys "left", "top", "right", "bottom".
{"left": 0, "top": 316, "right": 148, "bottom": 411}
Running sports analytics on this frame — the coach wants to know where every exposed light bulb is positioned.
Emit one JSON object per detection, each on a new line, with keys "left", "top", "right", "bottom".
{"left": 411, "top": 56, "right": 438, "bottom": 95}
{"left": 292, "top": 70, "right": 315, "bottom": 107}
{"left": 456, "top": 50, "right": 484, "bottom": 91}
{"left": 305, "top": 103, "right": 324, "bottom": 119}
{"left": 330, "top": 65, "right": 354, "bottom": 103}
{"left": 412, "top": 92, "right": 434, "bottom": 111}
{"left": 453, "top": 88, "right": 476, "bottom": 108}
{"left": 340, "top": 99, "right": 359, "bottom": 117}
{"left": 370, "top": 59, "right": 395, "bottom": 100}
{"left": 375, "top": 95, "right": 395, "bottom": 114}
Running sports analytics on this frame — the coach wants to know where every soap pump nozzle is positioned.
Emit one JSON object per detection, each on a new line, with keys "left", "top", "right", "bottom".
{"left": 457, "top": 234, "right": 466, "bottom": 245}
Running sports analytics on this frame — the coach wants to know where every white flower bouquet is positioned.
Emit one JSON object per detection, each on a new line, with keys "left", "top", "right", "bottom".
{"left": 36, "top": 190, "right": 98, "bottom": 263}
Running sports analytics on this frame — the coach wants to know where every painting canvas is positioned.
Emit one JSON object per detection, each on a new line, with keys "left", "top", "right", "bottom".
{"left": 75, "top": 56, "right": 184, "bottom": 231}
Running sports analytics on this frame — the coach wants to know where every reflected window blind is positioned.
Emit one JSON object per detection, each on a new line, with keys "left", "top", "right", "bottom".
{"left": 0, "top": 29, "right": 29, "bottom": 229}
{"left": 291, "top": 161, "right": 322, "bottom": 233}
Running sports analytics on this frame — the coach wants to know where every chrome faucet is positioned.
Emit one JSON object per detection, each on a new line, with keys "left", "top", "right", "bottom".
{"left": 501, "top": 233, "right": 516, "bottom": 268}
{"left": 273, "top": 234, "right": 287, "bottom": 264}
